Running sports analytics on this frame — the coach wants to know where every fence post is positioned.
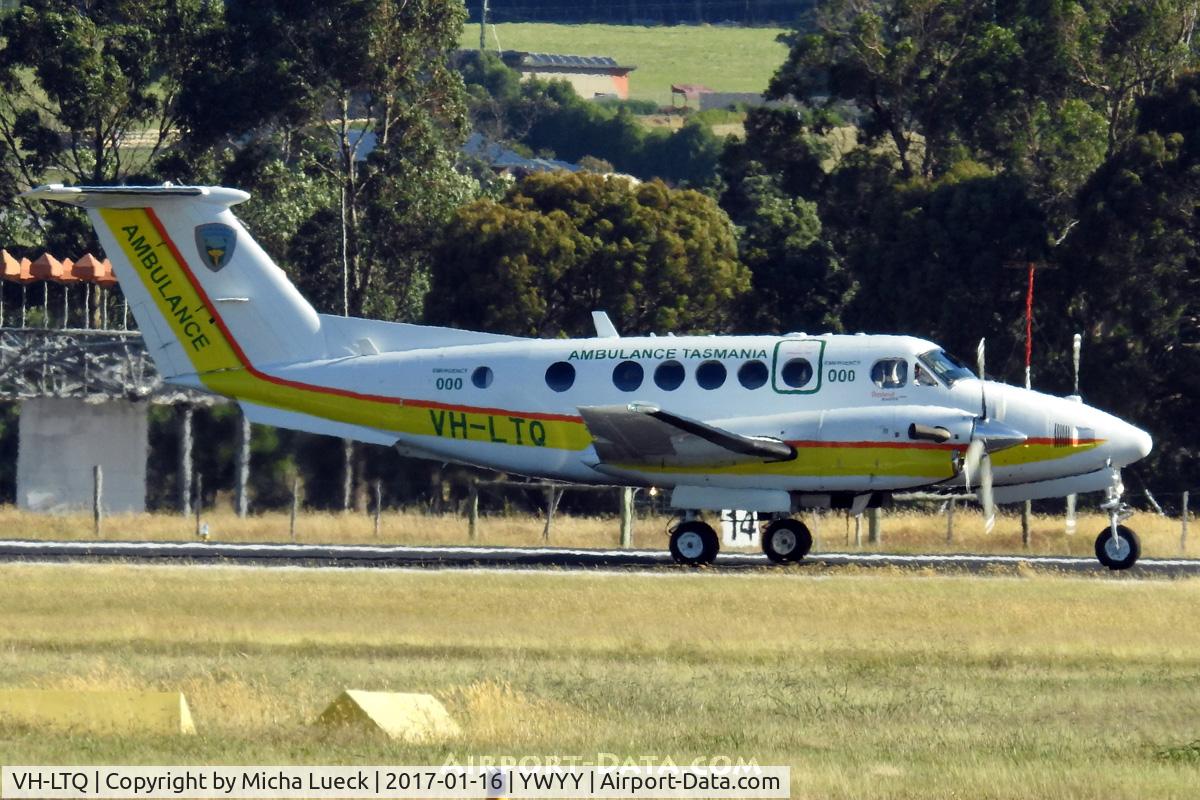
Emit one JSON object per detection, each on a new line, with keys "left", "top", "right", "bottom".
{"left": 92, "top": 464, "right": 103, "bottom": 538}
{"left": 1021, "top": 501, "right": 1032, "bottom": 549}
{"left": 853, "top": 513, "right": 862, "bottom": 548}
{"left": 619, "top": 486, "right": 634, "bottom": 548}
{"left": 194, "top": 472, "right": 203, "bottom": 538}
{"left": 373, "top": 479, "right": 382, "bottom": 537}
{"left": 178, "top": 405, "right": 193, "bottom": 517}
{"left": 341, "top": 439, "right": 354, "bottom": 511}
{"left": 867, "top": 507, "right": 881, "bottom": 545}
{"left": 290, "top": 476, "right": 299, "bottom": 543}
{"left": 541, "top": 485, "right": 559, "bottom": 542}
{"left": 946, "top": 499, "right": 955, "bottom": 543}
{"left": 468, "top": 481, "right": 479, "bottom": 541}
{"left": 235, "top": 411, "right": 251, "bottom": 518}
{"left": 1182, "top": 491, "right": 1190, "bottom": 554}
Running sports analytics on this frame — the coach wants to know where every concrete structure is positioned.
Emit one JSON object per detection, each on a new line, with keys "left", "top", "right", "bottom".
{"left": 699, "top": 91, "right": 797, "bottom": 111}
{"left": 16, "top": 397, "right": 148, "bottom": 513}
{"left": 0, "top": 688, "right": 196, "bottom": 735}
{"left": 501, "top": 51, "right": 636, "bottom": 100}
{"left": 316, "top": 690, "right": 460, "bottom": 742}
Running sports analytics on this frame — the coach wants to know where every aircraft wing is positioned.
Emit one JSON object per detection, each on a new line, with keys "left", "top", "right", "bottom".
{"left": 578, "top": 403, "right": 795, "bottom": 469}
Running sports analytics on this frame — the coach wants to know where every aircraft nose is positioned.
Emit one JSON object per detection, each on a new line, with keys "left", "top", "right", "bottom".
{"left": 1109, "top": 422, "right": 1153, "bottom": 466}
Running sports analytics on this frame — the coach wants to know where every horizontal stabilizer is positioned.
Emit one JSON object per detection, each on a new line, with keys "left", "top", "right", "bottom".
{"left": 578, "top": 403, "right": 795, "bottom": 469}
{"left": 22, "top": 184, "right": 249, "bottom": 208}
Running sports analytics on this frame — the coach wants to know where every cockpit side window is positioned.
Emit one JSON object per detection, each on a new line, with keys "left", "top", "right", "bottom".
{"left": 917, "top": 348, "right": 975, "bottom": 385}
{"left": 914, "top": 362, "right": 938, "bottom": 386}
{"left": 871, "top": 358, "right": 908, "bottom": 388}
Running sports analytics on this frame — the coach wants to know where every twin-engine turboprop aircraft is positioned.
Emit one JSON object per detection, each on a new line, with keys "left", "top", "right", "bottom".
{"left": 25, "top": 184, "right": 1154, "bottom": 569}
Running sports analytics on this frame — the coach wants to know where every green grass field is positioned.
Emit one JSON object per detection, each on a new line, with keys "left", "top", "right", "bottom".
{"left": 459, "top": 23, "right": 790, "bottom": 104}
{"left": 2, "top": 563, "right": 1200, "bottom": 798}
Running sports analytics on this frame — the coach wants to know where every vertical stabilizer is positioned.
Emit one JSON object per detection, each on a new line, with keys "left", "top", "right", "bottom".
{"left": 22, "top": 185, "right": 323, "bottom": 380}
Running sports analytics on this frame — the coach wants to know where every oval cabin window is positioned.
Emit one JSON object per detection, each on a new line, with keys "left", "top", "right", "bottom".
{"left": 545, "top": 361, "right": 575, "bottom": 392}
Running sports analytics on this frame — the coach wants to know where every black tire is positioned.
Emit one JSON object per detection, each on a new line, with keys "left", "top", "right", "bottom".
{"left": 669, "top": 520, "right": 719, "bottom": 566}
{"left": 1095, "top": 525, "right": 1140, "bottom": 570}
{"left": 762, "top": 518, "right": 813, "bottom": 564}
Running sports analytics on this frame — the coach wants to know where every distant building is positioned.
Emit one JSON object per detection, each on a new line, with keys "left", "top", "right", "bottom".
{"left": 500, "top": 51, "right": 637, "bottom": 100}
{"left": 671, "top": 83, "right": 714, "bottom": 108}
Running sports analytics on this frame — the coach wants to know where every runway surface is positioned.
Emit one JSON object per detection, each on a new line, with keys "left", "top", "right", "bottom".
{"left": 0, "top": 538, "right": 1198, "bottom": 576}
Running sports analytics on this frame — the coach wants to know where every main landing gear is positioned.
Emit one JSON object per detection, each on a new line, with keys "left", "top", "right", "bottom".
{"left": 668, "top": 518, "right": 720, "bottom": 565}
{"left": 1095, "top": 466, "right": 1141, "bottom": 571}
{"left": 667, "top": 515, "right": 814, "bottom": 566}
{"left": 761, "top": 518, "right": 813, "bottom": 564}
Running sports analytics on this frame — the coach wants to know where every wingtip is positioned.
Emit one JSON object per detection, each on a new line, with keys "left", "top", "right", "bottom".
{"left": 20, "top": 184, "right": 76, "bottom": 202}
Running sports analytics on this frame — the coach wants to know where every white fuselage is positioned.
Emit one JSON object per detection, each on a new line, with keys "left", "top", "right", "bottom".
{"left": 249, "top": 332, "right": 1151, "bottom": 498}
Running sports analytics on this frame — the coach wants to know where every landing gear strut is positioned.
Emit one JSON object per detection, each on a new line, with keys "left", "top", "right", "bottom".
{"left": 669, "top": 518, "right": 719, "bottom": 566}
{"left": 1094, "top": 466, "right": 1140, "bottom": 570}
{"left": 761, "top": 518, "right": 813, "bottom": 564}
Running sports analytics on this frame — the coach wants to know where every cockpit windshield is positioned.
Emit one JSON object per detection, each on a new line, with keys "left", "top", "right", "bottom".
{"left": 917, "top": 348, "right": 976, "bottom": 386}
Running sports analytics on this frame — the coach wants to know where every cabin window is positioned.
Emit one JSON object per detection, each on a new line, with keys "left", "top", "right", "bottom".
{"left": 654, "top": 360, "right": 685, "bottom": 391}
{"left": 871, "top": 358, "right": 908, "bottom": 388}
{"left": 545, "top": 361, "right": 575, "bottom": 392}
{"left": 738, "top": 360, "right": 768, "bottom": 389}
{"left": 780, "top": 357, "right": 813, "bottom": 388}
{"left": 612, "top": 360, "right": 644, "bottom": 392}
{"left": 696, "top": 360, "right": 727, "bottom": 390}
{"left": 472, "top": 366, "right": 493, "bottom": 389}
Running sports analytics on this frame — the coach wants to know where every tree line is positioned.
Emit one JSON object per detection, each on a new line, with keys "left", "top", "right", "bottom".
{"left": 0, "top": 0, "right": 1196, "bottom": 510}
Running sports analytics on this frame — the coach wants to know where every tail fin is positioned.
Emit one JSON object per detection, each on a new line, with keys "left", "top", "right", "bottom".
{"left": 22, "top": 184, "right": 323, "bottom": 380}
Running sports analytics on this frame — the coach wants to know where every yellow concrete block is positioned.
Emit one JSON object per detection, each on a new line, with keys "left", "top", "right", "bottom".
{"left": 0, "top": 689, "right": 196, "bottom": 736}
{"left": 316, "top": 689, "right": 459, "bottom": 742}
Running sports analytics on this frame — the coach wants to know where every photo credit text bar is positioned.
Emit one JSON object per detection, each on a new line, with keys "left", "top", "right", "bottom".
{"left": 2, "top": 766, "right": 790, "bottom": 799}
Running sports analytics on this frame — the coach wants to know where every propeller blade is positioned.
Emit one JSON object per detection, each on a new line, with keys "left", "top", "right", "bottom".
{"left": 980, "top": 453, "right": 995, "bottom": 533}
{"left": 976, "top": 338, "right": 987, "bottom": 419}
{"left": 962, "top": 438, "right": 985, "bottom": 491}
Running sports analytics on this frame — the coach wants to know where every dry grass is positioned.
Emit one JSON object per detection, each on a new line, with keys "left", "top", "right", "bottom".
{"left": 0, "top": 504, "right": 1195, "bottom": 559}
{"left": 1, "top": 563, "right": 1199, "bottom": 798}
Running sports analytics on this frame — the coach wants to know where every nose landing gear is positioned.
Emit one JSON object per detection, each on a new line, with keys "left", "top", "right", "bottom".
{"left": 1095, "top": 466, "right": 1140, "bottom": 570}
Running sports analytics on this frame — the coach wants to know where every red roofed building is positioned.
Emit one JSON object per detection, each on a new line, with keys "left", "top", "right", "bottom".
{"left": 501, "top": 51, "right": 637, "bottom": 100}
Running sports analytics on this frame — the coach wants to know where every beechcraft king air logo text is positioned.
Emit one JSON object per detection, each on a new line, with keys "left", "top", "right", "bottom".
{"left": 195, "top": 223, "right": 237, "bottom": 272}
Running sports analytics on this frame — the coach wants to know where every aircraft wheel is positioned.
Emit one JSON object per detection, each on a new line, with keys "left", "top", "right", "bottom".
{"left": 1095, "top": 525, "right": 1140, "bottom": 571}
{"left": 762, "top": 518, "right": 813, "bottom": 564}
{"left": 669, "top": 520, "right": 719, "bottom": 566}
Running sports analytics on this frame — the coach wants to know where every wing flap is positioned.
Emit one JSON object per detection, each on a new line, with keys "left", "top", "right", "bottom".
{"left": 578, "top": 404, "right": 795, "bottom": 468}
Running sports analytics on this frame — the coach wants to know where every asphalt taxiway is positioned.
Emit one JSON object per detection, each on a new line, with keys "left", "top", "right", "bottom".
{"left": 0, "top": 538, "right": 1197, "bottom": 576}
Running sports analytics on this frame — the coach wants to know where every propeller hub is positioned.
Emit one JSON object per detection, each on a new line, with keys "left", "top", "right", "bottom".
{"left": 971, "top": 418, "right": 1027, "bottom": 453}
